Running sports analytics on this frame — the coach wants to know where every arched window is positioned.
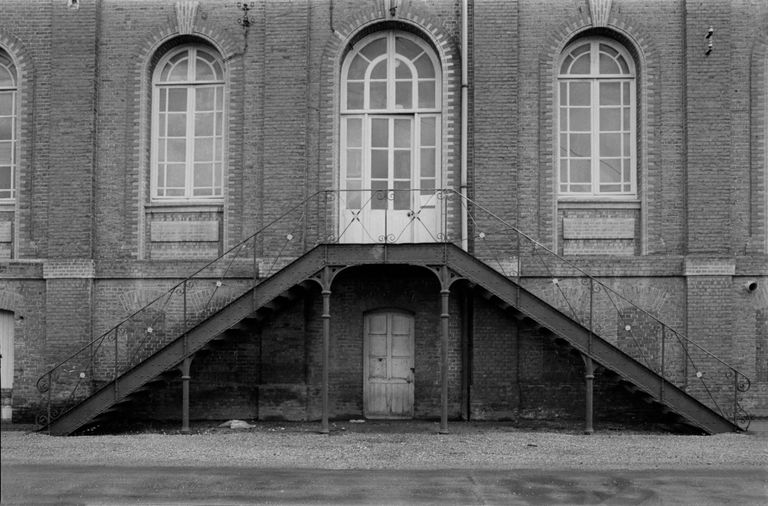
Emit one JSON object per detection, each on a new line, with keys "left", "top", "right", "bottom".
{"left": 151, "top": 45, "right": 225, "bottom": 200}
{"left": 558, "top": 38, "right": 636, "bottom": 198}
{"left": 0, "top": 49, "right": 16, "bottom": 201}
{"left": 340, "top": 30, "right": 441, "bottom": 211}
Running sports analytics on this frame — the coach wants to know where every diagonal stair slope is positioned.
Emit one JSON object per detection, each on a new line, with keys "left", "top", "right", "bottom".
{"left": 42, "top": 243, "right": 742, "bottom": 435}
{"left": 43, "top": 247, "right": 327, "bottom": 436}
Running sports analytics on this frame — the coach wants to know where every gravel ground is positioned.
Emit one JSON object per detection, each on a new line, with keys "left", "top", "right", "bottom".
{"left": 2, "top": 421, "right": 766, "bottom": 470}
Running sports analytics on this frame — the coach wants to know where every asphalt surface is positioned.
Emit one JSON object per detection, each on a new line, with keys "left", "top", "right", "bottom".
{"left": 2, "top": 464, "right": 767, "bottom": 505}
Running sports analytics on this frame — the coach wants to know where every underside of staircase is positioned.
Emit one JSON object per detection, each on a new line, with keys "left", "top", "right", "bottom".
{"left": 41, "top": 243, "right": 741, "bottom": 436}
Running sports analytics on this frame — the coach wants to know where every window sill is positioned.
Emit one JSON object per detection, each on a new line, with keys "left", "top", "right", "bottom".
{"left": 146, "top": 201, "right": 224, "bottom": 213}
{"left": 558, "top": 199, "right": 640, "bottom": 210}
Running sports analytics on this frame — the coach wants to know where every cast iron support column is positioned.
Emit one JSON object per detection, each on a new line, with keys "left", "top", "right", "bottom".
{"left": 439, "top": 266, "right": 450, "bottom": 434}
{"left": 180, "top": 356, "right": 193, "bottom": 434}
{"left": 320, "top": 266, "right": 332, "bottom": 434}
{"left": 581, "top": 354, "right": 594, "bottom": 435}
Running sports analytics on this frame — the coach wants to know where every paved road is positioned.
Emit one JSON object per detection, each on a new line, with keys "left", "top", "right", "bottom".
{"left": 2, "top": 464, "right": 766, "bottom": 504}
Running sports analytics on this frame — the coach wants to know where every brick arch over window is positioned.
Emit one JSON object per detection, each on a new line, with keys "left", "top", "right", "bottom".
{"left": 316, "top": 7, "right": 461, "bottom": 200}
{"left": 540, "top": 16, "right": 659, "bottom": 255}
{"left": 749, "top": 21, "right": 768, "bottom": 253}
{"left": 0, "top": 32, "right": 34, "bottom": 259}
{"left": 132, "top": 28, "right": 240, "bottom": 259}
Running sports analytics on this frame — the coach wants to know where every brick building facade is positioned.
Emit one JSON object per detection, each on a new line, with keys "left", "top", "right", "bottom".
{"left": 0, "top": 0, "right": 765, "bottom": 433}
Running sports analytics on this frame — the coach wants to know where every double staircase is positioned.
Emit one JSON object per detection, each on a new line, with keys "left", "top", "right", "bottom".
{"left": 36, "top": 191, "right": 752, "bottom": 435}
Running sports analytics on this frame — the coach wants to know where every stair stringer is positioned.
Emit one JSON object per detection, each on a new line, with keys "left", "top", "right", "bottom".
{"left": 443, "top": 246, "right": 740, "bottom": 434}
{"left": 45, "top": 247, "right": 328, "bottom": 436}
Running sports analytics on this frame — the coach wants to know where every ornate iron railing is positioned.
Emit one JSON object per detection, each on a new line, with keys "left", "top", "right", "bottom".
{"left": 36, "top": 188, "right": 752, "bottom": 430}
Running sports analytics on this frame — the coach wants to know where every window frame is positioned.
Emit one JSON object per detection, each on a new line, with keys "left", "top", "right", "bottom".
{"left": 557, "top": 37, "right": 637, "bottom": 200}
{"left": 340, "top": 30, "right": 442, "bottom": 206}
{"left": 0, "top": 49, "right": 17, "bottom": 202}
{"left": 150, "top": 44, "right": 226, "bottom": 202}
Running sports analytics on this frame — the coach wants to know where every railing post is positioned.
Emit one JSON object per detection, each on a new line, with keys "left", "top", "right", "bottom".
{"left": 660, "top": 325, "right": 666, "bottom": 403}
{"left": 438, "top": 265, "right": 450, "bottom": 434}
{"left": 113, "top": 326, "right": 119, "bottom": 401}
{"left": 180, "top": 356, "right": 193, "bottom": 434}
{"left": 320, "top": 266, "right": 332, "bottom": 434}
{"left": 582, "top": 354, "right": 594, "bottom": 435}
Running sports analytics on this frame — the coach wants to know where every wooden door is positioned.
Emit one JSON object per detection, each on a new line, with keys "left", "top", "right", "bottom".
{"left": 363, "top": 311, "right": 414, "bottom": 418}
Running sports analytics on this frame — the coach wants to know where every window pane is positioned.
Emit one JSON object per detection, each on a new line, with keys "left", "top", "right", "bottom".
{"left": 559, "top": 133, "right": 568, "bottom": 156}
{"left": 371, "top": 180, "right": 388, "bottom": 210}
{"left": 622, "top": 107, "right": 630, "bottom": 130}
{"left": 371, "top": 60, "right": 387, "bottom": 79}
{"left": 570, "top": 53, "right": 590, "bottom": 74}
{"left": 0, "top": 92, "right": 12, "bottom": 115}
{"left": 600, "top": 133, "right": 620, "bottom": 157}
{"left": 600, "top": 183, "right": 621, "bottom": 193}
{"left": 600, "top": 159, "right": 621, "bottom": 182}
{"left": 360, "top": 37, "right": 387, "bottom": 61}
{"left": 194, "top": 163, "right": 213, "bottom": 188}
{"left": 167, "top": 139, "right": 186, "bottom": 162}
{"left": 559, "top": 82, "right": 567, "bottom": 105}
{"left": 347, "top": 82, "right": 363, "bottom": 109}
{"left": 599, "top": 108, "right": 621, "bottom": 131}
{"left": 600, "top": 82, "right": 621, "bottom": 105}
{"left": 570, "top": 133, "right": 591, "bottom": 157}
{"left": 395, "top": 59, "right": 411, "bottom": 79}
{"left": 166, "top": 163, "right": 186, "bottom": 187}
{"left": 569, "top": 108, "right": 590, "bottom": 131}
{"left": 421, "top": 148, "right": 435, "bottom": 178}
{"left": 0, "top": 165, "right": 11, "bottom": 190}
{"left": 394, "top": 150, "right": 410, "bottom": 178}
{"left": 194, "top": 138, "right": 213, "bottom": 161}
{"left": 618, "top": 55, "right": 629, "bottom": 74}
{"left": 395, "top": 81, "right": 412, "bottom": 109}
{"left": 622, "top": 82, "right": 630, "bottom": 103}
{"left": 0, "top": 142, "right": 10, "bottom": 164}
{"left": 420, "top": 178, "right": 435, "bottom": 193}
{"left": 370, "top": 82, "right": 387, "bottom": 108}
{"left": 346, "top": 149, "right": 362, "bottom": 178}
{"left": 195, "top": 57, "right": 215, "bottom": 81}
{"left": 346, "top": 118, "right": 362, "bottom": 147}
{"left": 560, "top": 108, "right": 567, "bottom": 130}
{"left": 371, "top": 150, "right": 388, "bottom": 179}
{"left": 623, "top": 159, "right": 631, "bottom": 181}
{"left": 0, "top": 65, "right": 14, "bottom": 87}
{"left": 195, "top": 112, "right": 214, "bottom": 136}
{"left": 623, "top": 133, "right": 630, "bottom": 156}
{"left": 346, "top": 179, "right": 361, "bottom": 209}
{"left": 167, "top": 114, "right": 186, "bottom": 136}
{"left": 418, "top": 80, "right": 435, "bottom": 108}
{"left": 0, "top": 117, "right": 11, "bottom": 139}
{"left": 569, "top": 82, "right": 590, "bottom": 106}
{"left": 168, "top": 60, "right": 188, "bottom": 81}
{"left": 393, "top": 180, "right": 410, "bottom": 210}
{"left": 599, "top": 53, "right": 620, "bottom": 74}
{"left": 396, "top": 37, "right": 422, "bottom": 61}
{"left": 413, "top": 53, "right": 435, "bottom": 78}
{"left": 420, "top": 117, "right": 435, "bottom": 146}
{"left": 157, "top": 139, "right": 166, "bottom": 162}
{"left": 571, "top": 159, "right": 591, "bottom": 183}
{"left": 168, "top": 88, "right": 187, "bottom": 111}
{"left": 371, "top": 119, "right": 388, "bottom": 147}
{"left": 196, "top": 88, "right": 215, "bottom": 110}
{"left": 348, "top": 54, "right": 368, "bottom": 80}
{"left": 394, "top": 119, "right": 411, "bottom": 148}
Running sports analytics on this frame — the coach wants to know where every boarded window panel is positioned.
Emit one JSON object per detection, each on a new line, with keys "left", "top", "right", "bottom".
{"left": 0, "top": 311, "right": 13, "bottom": 394}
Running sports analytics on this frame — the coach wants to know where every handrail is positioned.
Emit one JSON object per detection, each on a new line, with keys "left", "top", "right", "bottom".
{"left": 459, "top": 192, "right": 752, "bottom": 380}
{"left": 35, "top": 187, "right": 752, "bottom": 430}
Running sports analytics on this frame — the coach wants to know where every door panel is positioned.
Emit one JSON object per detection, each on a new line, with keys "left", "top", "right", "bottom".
{"left": 364, "top": 311, "right": 414, "bottom": 419}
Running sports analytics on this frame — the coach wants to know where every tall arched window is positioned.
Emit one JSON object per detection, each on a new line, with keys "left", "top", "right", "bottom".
{"left": 341, "top": 31, "right": 441, "bottom": 208}
{"left": 151, "top": 45, "right": 225, "bottom": 200}
{"left": 558, "top": 38, "right": 636, "bottom": 198}
{"left": 340, "top": 30, "right": 441, "bottom": 243}
{"left": 0, "top": 49, "right": 16, "bottom": 201}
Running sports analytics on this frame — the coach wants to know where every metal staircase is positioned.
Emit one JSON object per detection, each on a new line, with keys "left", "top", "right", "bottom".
{"left": 36, "top": 190, "right": 752, "bottom": 435}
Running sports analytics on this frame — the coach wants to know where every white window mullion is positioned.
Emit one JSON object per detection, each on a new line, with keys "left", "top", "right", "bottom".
{"left": 591, "top": 79, "right": 600, "bottom": 195}
{"left": 186, "top": 87, "right": 195, "bottom": 197}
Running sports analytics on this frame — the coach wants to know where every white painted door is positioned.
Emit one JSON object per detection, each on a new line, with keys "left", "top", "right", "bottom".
{"left": 364, "top": 311, "right": 414, "bottom": 419}
{"left": 340, "top": 115, "right": 440, "bottom": 243}
{"left": 0, "top": 310, "right": 13, "bottom": 421}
